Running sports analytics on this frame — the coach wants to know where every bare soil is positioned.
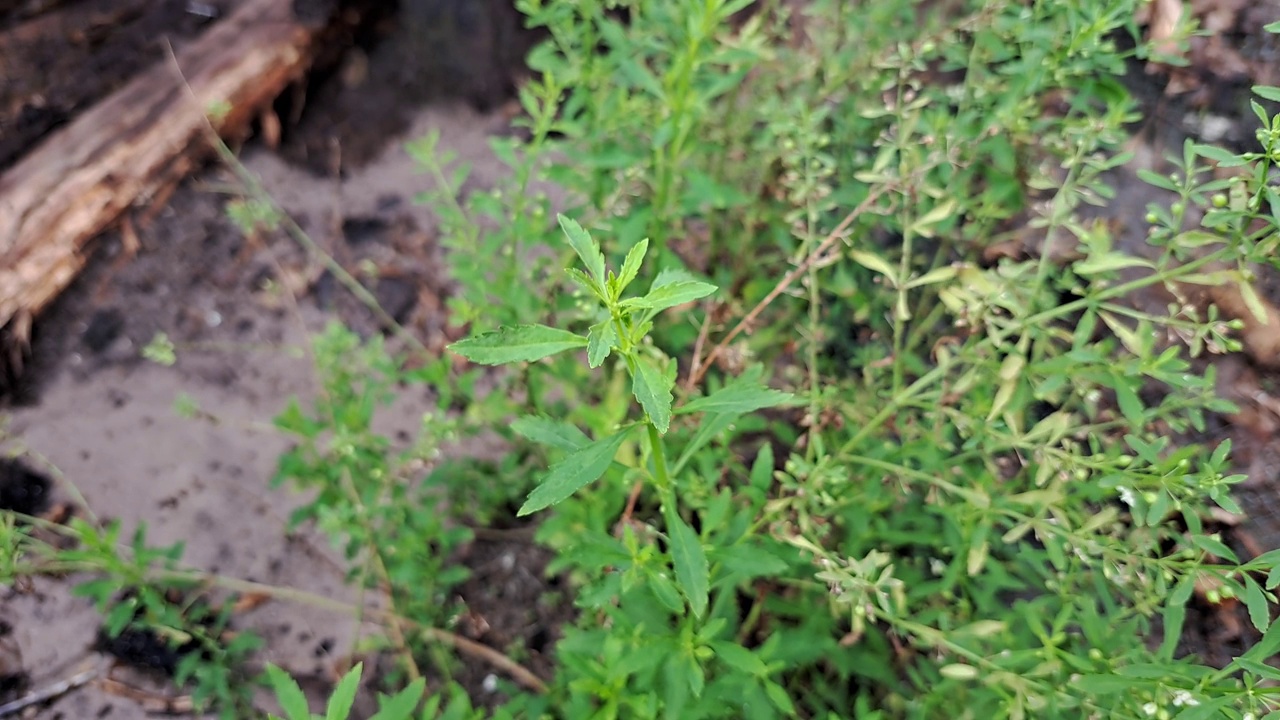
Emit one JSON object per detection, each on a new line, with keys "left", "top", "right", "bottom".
{"left": 0, "top": 1, "right": 554, "bottom": 717}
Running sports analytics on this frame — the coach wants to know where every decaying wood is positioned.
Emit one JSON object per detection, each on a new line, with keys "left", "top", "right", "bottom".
{"left": 0, "top": 0, "right": 314, "bottom": 333}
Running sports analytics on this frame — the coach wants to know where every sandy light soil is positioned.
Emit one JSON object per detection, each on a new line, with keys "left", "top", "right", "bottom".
{"left": 0, "top": 103, "right": 519, "bottom": 719}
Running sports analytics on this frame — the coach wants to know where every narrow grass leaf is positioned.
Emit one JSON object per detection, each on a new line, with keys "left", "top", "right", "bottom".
{"left": 518, "top": 430, "right": 629, "bottom": 516}
{"left": 325, "top": 663, "right": 362, "bottom": 720}
{"left": 510, "top": 416, "right": 591, "bottom": 452}
{"left": 631, "top": 356, "right": 674, "bottom": 433}
{"left": 558, "top": 214, "right": 606, "bottom": 284}
{"left": 665, "top": 507, "right": 709, "bottom": 617}
{"left": 622, "top": 280, "right": 717, "bottom": 313}
{"left": 450, "top": 325, "right": 587, "bottom": 365}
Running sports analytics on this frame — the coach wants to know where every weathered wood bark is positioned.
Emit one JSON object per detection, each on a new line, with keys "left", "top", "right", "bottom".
{"left": 0, "top": 0, "right": 313, "bottom": 332}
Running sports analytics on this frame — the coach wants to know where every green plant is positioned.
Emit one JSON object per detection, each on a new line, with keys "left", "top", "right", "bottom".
{"left": 14, "top": 2, "right": 1280, "bottom": 719}
{"left": 415, "top": 2, "right": 1280, "bottom": 719}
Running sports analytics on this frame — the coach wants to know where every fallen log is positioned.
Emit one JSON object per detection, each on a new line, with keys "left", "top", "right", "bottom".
{"left": 0, "top": 0, "right": 316, "bottom": 337}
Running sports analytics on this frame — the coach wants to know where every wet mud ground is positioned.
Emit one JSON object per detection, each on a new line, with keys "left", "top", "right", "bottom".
{"left": 4, "top": 0, "right": 1280, "bottom": 716}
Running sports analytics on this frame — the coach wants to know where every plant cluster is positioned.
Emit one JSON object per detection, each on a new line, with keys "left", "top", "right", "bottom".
{"left": 10, "top": 1, "right": 1280, "bottom": 719}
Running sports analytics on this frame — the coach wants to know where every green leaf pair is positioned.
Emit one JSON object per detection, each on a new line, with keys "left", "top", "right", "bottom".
{"left": 450, "top": 214, "right": 716, "bottom": 434}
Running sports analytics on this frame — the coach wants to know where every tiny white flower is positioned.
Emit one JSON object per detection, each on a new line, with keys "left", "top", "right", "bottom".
{"left": 1171, "top": 690, "right": 1197, "bottom": 707}
{"left": 1142, "top": 702, "right": 1158, "bottom": 716}
{"left": 1118, "top": 486, "right": 1136, "bottom": 506}
{"left": 1243, "top": 713, "right": 1256, "bottom": 720}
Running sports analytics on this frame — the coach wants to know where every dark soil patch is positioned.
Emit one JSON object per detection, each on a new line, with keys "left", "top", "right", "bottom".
{"left": 450, "top": 530, "right": 574, "bottom": 705}
{"left": 0, "top": 620, "right": 27, "bottom": 709}
{"left": 0, "top": 458, "right": 50, "bottom": 516}
{"left": 0, "top": 0, "right": 228, "bottom": 170}
{"left": 277, "top": 0, "right": 537, "bottom": 174}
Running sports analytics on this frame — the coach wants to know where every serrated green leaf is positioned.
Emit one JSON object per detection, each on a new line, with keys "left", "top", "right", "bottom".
{"left": 325, "top": 663, "right": 362, "bottom": 720}
{"left": 450, "top": 325, "right": 587, "bottom": 365}
{"left": 587, "top": 319, "right": 618, "bottom": 368}
{"left": 679, "top": 374, "right": 792, "bottom": 415}
{"left": 558, "top": 214, "right": 606, "bottom": 284}
{"left": 648, "top": 571, "right": 685, "bottom": 612}
{"left": 566, "top": 267, "right": 607, "bottom": 302}
{"left": 631, "top": 355, "right": 674, "bottom": 433}
{"left": 617, "top": 238, "right": 649, "bottom": 296}
{"left": 265, "top": 665, "right": 311, "bottom": 720}
{"left": 1242, "top": 607, "right": 1280, "bottom": 663}
{"left": 1245, "top": 576, "right": 1272, "bottom": 634}
{"left": 518, "top": 430, "right": 629, "bottom": 515}
{"left": 651, "top": 266, "right": 698, "bottom": 288}
{"left": 665, "top": 506, "right": 709, "bottom": 617}
{"left": 510, "top": 416, "right": 591, "bottom": 452}
{"left": 622, "top": 280, "right": 717, "bottom": 313}
{"left": 369, "top": 677, "right": 425, "bottom": 720}
{"left": 764, "top": 681, "right": 796, "bottom": 714}
{"left": 710, "top": 641, "right": 768, "bottom": 675}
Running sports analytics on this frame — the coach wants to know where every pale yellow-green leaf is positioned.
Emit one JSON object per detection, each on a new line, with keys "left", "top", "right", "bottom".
{"left": 967, "top": 539, "right": 989, "bottom": 576}
{"left": 909, "top": 199, "right": 957, "bottom": 238}
{"left": 1238, "top": 275, "right": 1271, "bottom": 324}
{"left": 940, "top": 664, "right": 980, "bottom": 680}
{"left": 903, "top": 264, "right": 959, "bottom": 289}
{"left": 850, "top": 249, "right": 899, "bottom": 286}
